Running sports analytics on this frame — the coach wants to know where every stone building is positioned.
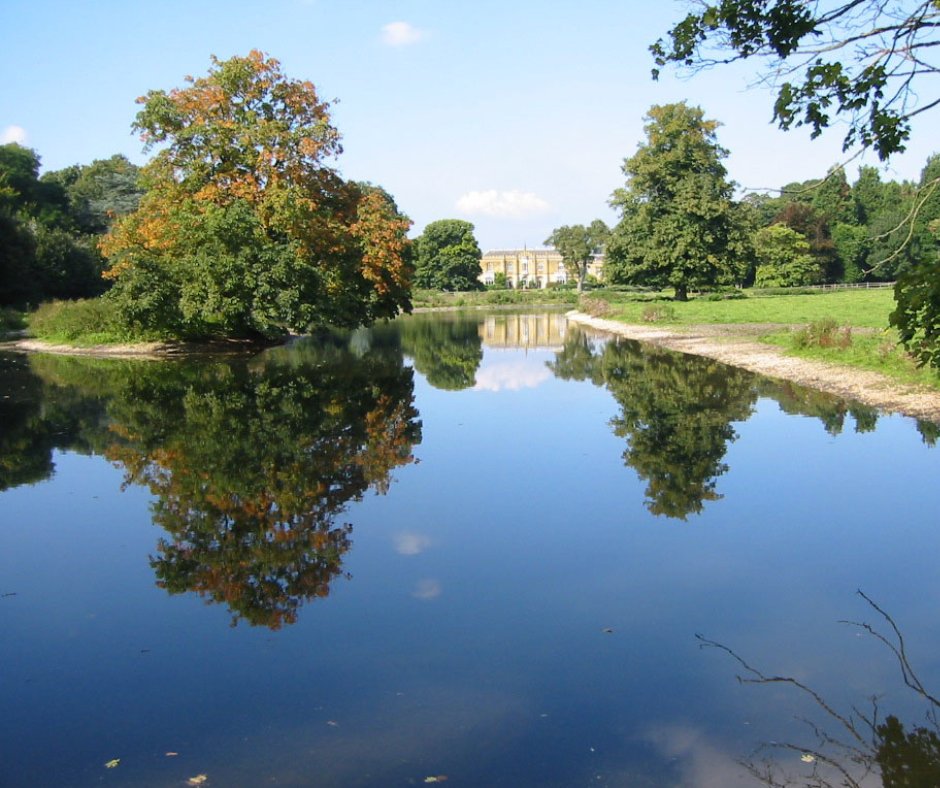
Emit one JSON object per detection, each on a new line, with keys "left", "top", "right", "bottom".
{"left": 479, "top": 248, "right": 604, "bottom": 289}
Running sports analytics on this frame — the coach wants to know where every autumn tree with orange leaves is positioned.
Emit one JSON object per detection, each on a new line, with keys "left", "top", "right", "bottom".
{"left": 101, "top": 51, "right": 413, "bottom": 339}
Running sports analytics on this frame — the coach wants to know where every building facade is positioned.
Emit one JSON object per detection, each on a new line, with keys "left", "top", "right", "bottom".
{"left": 479, "top": 249, "right": 604, "bottom": 289}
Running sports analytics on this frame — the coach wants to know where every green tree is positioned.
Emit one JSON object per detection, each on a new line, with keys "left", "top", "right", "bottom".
{"left": 810, "top": 166, "right": 855, "bottom": 227}
{"left": 414, "top": 219, "right": 483, "bottom": 291}
{"left": 831, "top": 222, "right": 869, "bottom": 283}
{"left": 43, "top": 154, "right": 144, "bottom": 235}
{"left": 0, "top": 143, "right": 114, "bottom": 303}
{"left": 752, "top": 223, "right": 821, "bottom": 287}
{"left": 607, "top": 103, "right": 744, "bottom": 300}
{"left": 890, "top": 219, "right": 940, "bottom": 369}
{"left": 101, "top": 51, "right": 413, "bottom": 339}
{"left": 651, "top": 2, "right": 940, "bottom": 160}
{"left": 853, "top": 165, "right": 888, "bottom": 225}
{"left": 544, "top": 220, "right": 610, "bottom": 292}
{"left": 652, "top": 3, "right": 940, "bottom": 365}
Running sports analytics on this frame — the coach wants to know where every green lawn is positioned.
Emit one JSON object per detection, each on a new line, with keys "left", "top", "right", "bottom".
{"left": 592, "top": 287, "right": 896, "bottom": 328}
{"left": 586, "top": 287, "right": 940, "bottom": 392}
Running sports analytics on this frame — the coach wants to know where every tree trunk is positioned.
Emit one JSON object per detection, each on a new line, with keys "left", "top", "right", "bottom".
{"left": 674, "top": 283, "right": 688, "bottom": 301}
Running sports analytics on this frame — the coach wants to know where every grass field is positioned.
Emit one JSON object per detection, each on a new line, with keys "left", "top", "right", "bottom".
{"left": 589, "top": 287, "right": 896, "bottom": 328}
{"left": 585, "top": 287, "right": 940, "bottom": 391}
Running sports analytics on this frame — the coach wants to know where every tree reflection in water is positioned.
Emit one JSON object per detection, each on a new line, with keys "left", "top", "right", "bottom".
{"left": 550, "top": 329, "right": 938, "bottom": 520}
{"left": 550, "top": 330, "right": 757, "bottom": 519}
{"left": 396, "top": 312, "right": 483, "bottom": 391}
{"left": 700, "top": 591, "right": 940, "bottom": 787}
{"left": 19, "top": 333, "right": 421, "bottom": 628}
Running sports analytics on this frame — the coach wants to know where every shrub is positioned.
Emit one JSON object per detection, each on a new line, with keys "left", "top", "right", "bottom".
{"left": 580, "top": 296, "right": 613, "bottom": 317}
{"left": 641, "top": 304, "right": 677, "bottom": 322}
{"left": 793, "top": 318, "right": 853, "bottom": 349}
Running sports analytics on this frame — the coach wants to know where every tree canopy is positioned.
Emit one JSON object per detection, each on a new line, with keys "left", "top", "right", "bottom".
{"left": 101, "top": 51, "right": 413, "bottom": 339}
{"left": 0, "top": 144, "right": 136, "bottom": 305}
{"left": 651, "top": 1, "right": 940, "bottom": 160}
{"left": 544, "top": 220, "right": 610, "bottom": 292}
{"left": 413, "top": 219, "right": 483, "bottom": 291}
{"left": 607, "top": 102, "right": 746, "bottom": 300}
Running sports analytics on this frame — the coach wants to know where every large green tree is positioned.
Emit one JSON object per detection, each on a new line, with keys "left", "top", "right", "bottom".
{"left": 413, "top": 219, "right": 483, "bottom": 291}
{"left": 607, "top": 103, "right": 745, "bottom": 300}
{"left": 752, "top": 223, "right": 821, "bottom": 287}
{"left": 102, "top": 51, "right": 413, "bottom": 339}
{"left": 0, "top": 143, "right": 119, "bottom": 303}
{"left": 544, "top": 220, "right": 609, "bottom": 292}
{"left": 652, "top": 2, "right": 940, "bottom": 368}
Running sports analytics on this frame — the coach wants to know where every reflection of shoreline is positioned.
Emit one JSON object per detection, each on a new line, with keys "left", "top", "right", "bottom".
{"left": 567, "top": 310, "right": 940, "bottom": 423}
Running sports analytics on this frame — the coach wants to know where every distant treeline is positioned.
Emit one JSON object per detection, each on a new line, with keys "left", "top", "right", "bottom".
{"left": 736, "top": 158, "right": 940, "bottom": 286}
{"left": 0, "top": 144, "right": 144, "bottom": 306}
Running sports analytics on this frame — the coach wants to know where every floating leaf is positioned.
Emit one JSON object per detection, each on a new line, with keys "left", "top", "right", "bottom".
{"left": 423, "top": 776, "right": 448, "bottom": 783}
{"left": 800, "top": 753, "right": 816, "bottom": 763}
{"left": 165, "top": 752, "right": 179, "bottom": 757}
{"left": 187, "top": 775, "right": 208, "bottom": 786}
{"left": 601, "top": 627, "right": 614, "bottom": 634}
{"left": 104, "top": 759, "right": 120, "bottom": 769}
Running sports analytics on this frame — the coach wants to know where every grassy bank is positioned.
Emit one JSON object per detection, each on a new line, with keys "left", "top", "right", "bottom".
{"left": 411, "top": 288, "right": 578, "bottom": 309}
{"left": 585, "top": 287, "right": 895, "bottom": 327}
{"left": 25, "top": 299, "right": 166, "bottom": 346}
{"left": 583, "top": 287, "right": 940, "bottom": 391}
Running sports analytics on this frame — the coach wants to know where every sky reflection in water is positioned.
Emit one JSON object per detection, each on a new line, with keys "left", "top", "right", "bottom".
{"left": 1, "top": 311, "right": 939, "bottom": 787}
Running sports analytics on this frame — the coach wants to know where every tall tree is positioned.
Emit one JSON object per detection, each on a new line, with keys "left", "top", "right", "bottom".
{"left": 544, "top": 220, "right": 609, "bottom": 292}
{"left": 607, "top": 102, "right": 744, "bottom": 300}
{"left": 752, "top": 223, "right": 820, "bottom": 287}
{"left": 652, "top": 2, "right": 940, "bottom": 365}
{"left": 413, "top": 219, "right": 483, "bottom": 291}
{"left": 101, "top": 51, "right": 413, "bottom": 339}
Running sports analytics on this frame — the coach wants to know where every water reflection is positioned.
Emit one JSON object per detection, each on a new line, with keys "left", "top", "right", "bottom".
{"left": 549, "top": 328, "right": 938, "bottom": 519}
{"left": 703, "top": 592, "right": 940, "bottom": 787}
{"left": 395, "top": 311, "right": 569, "bottom": 391}
{"left": 2, "top": 334, "right": 421, "bottom": 628}
{"left": 550, "top": 331, "right": 757, "bottom": 519}
{"left": 397, "top": 312, "right": 483, "bottom": 390}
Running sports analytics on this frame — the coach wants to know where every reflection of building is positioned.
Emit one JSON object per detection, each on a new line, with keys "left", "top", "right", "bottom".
{"left": 479, "top": 313, "right": 567, "bottom": 349}
{"left": 480, "top": 249, "right": 605, "bottom": 288}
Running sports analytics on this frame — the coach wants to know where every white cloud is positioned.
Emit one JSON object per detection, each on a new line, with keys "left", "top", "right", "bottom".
{"left": 412, "top": 579, "right": 441, "bottom": 600}
{"left": 473, "top": 361, "right": 551, "bottom": 392}
{"left": 393, "top": 531, "right": 431, "bottom": 556}
{"left": 381, "top": 21, "right": 425, "bottom": 47}
{"left": 1, "top": 125, "right": 27, "bottom": 145}
{"left": 456, "top": 190, "right": 551, "bottom": 218}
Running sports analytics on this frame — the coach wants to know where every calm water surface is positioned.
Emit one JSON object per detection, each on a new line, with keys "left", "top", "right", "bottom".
{"left": 2, "top": 310, "right": 939, "bottom": 787}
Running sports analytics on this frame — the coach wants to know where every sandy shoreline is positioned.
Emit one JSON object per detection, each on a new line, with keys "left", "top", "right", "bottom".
{"left": 566, "top": 310, "right": 940, "bottom": 423}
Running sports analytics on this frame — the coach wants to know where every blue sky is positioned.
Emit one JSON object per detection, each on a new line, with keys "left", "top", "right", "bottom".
{"left": 2, "top": 0, "right": 937, "bottom": 250}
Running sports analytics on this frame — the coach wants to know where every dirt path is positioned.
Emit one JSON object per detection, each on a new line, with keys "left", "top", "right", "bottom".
{"left": 567, "top": 311, "right": 940, "bottom": 423}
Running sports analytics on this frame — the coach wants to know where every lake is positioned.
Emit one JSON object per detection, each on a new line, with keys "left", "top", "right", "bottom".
{"left": 2, "top": 310, "right": 939, "bottom": 787}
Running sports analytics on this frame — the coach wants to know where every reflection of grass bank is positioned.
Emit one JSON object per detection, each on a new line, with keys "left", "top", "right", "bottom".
{"left": 583, "top": 288, "right": 940, "bottom": 392}
{"left": 412, "top": 288, "right": 578, "bottom": 310}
